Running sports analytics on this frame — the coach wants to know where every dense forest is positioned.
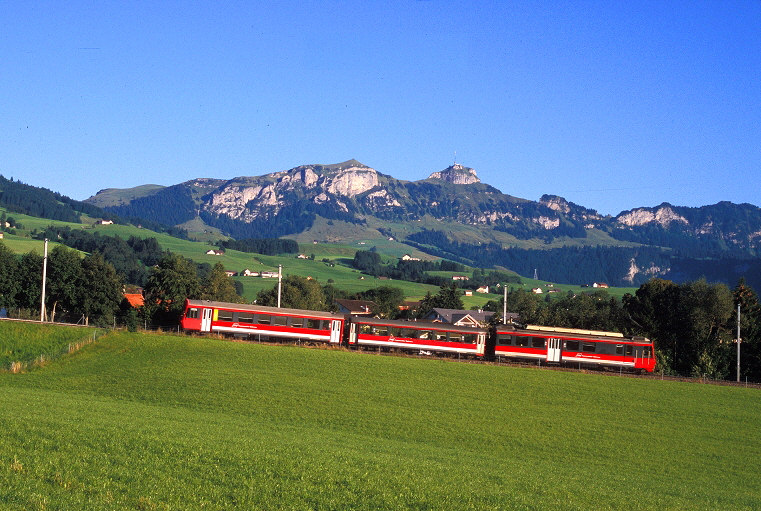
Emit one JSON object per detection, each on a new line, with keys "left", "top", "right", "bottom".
{"left": 0, "top": 175, "right": 102, "bottom": 222}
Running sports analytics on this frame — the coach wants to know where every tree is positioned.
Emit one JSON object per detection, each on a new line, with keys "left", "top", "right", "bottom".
{"left": 75, "top": 253, "right": 123, "bottom": 326}
{"left": 360, "top": 286, "right": 405, "bottom": 318}
{"left": 201, "top": 262, "right": 241, "bottom": 303}
{"left": 256, "top": 275, "right": 328, "bottom": 311}
{"left": 144, "top": 253, "right": 201, "bottom": 324}
{"left": 0, "top": 241, "right": 19, "bottom": 309}
{"left": 47, "top": 245, "right": 83, "bottom": 322}
{"left": 16, "top": 251, "right": 44, "bottom": 311}
{"left": 417, "top": 283, "right": 464, "bottom": 318}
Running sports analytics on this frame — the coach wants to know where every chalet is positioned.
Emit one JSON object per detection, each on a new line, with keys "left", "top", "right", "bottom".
{"left": 592, "top": 282, "right": 609, "bottom": 288}
{"left": 0, "top": 233, "right": 3, "bottom": 239}
{"left": 463, "top": 290, "right": 473, "bottom": 296}
{"left": 261, "top": 271, "right": 279, "bottom": 278}
{"left": 398, "top": 300, "right": 421, "bottom": 312}
{"left": 241, "top": 269, "right": 260, "bottom": 277}
{"left": 335, "top": 299, "right": 378, "bottom": 317}
{"left": 531, "top": 288, "right": 543, "bottom": 294}
{"left": 224, "top": 271, "right": 237, "bottom": 277}
{"left": 475, "top": 286, "right": 489, "bottom": 294}
{"left": 297, "top": 254, "right": 308, "bottom": 259}
{"left": 96, "top": 219, "right": 114, "bottom": 225}
{"left": 206, "top": 249, "right": 224, "bottom": 256}
{"left": 401, "top": 254, "right": 421, "bottom": 261}
{"left": 422, "top": 308, "right": 495, "bottom": 328}
{"left": 452, "top": 275, "right": 469, "bottom": 281}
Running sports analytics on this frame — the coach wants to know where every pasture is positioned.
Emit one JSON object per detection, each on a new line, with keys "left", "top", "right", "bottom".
{"left": 1, "top": 325, "right": 759, "bottom": 510}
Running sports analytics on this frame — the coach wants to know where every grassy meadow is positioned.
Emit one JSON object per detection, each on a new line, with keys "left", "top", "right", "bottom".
{"left": 1, "top": 324, "right": 760, "bottom": 510}
{"left": 0, "top": 321, "right": 101, "bottom": 373}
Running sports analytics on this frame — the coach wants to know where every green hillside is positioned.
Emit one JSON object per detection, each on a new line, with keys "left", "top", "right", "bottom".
{"left": 1, "top": 327, "right": 759, "bottom": 509}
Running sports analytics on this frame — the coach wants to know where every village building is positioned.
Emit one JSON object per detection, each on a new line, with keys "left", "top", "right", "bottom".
{"left": 422, "top": 308, "right": 495, "bottom": 327}
{"left": 334, "top": 299, "right": 378, "bottom": 317}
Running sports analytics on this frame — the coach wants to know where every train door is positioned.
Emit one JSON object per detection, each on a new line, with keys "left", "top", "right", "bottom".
{"left": 476, "top": 332, "right": 486, "bottom": 356}
{"left": 201, "top": 308, "right": 213, "bottom": 332}
{"left": 547, "top": 338, "right": 562, "bottom": 363}
{"left": 330, "top": 319, "right": 342, "bottom": 344}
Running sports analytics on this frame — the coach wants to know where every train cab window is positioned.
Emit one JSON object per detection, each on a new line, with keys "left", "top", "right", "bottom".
{"left": 435, "top": 331, "right": 448, "bottom": 341}
{"left": 359, "top": 324, "right": 372, "bottom": 334}
{"left": 258, "top": 315, "right": 271, "bottom": 325}
{"left": 643, "top": 347, "right": 652, "bottom": 358}
{"left": 565, "top": 340, "right": 579, "bottom": 351}
{"left": 625, "top": 345, "right": 633, "bottom": 356}
{"left": 515, "top": 337, "right": 529, "bottom": 347}
{"left": 532, "top": 337, "right": 546, "bottom": 348}
{"left": 615, "top": 344, "right": 624, "bottom": 355}
{"left": 186, "top": 308, "right": 199, "bottom": 319}
{"left": 582, "top": 343, "right": 596, "bottom": 352}
{"left": 273, "top": 316, "right": 287, "bottom": 326}
{"left": 238, "top": 313, "right": 254, "bottom": 323}
{"left": 449, "top": 332, "right": 462, "bottom": 343}
{"left": 290, "top": 317, "right": 304, "bottom": 328}
{"left": 463, "top": 333, "right": 477, "bottom": 343}
{"left": 417, "top": 330, "right": 432, "bottom": 340}
{"left": 497, "top": 335, "right": 512, "bottom": 346}
{"left": 217, "top": 310, "right": 234, "bottom": 321}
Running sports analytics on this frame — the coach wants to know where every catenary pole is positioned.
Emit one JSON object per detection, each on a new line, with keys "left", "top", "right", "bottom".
{"left": 503, "top": 284, "right": 507, "bottom": 325}
{"left": 737, "top": 303, "right": 741, "bottom": 382}
{"left": 40, "top": 238, "right": 48, "bottom": 322}
{"left": 277, "top": 265, "right": 282, "bottom": 308}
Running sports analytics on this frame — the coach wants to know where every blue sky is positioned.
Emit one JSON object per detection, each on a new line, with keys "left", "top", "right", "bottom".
{"left": 2, "top": 1, "right": 759, "bottom": 216}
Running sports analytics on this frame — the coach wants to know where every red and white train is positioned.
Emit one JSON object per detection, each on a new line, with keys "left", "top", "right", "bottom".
{"left": 181, "top": 299, "right": 656, "bottom": 373}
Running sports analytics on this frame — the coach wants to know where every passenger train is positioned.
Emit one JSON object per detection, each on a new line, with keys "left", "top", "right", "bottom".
{"left": 181, "top": 299, "right": 656, "bottom": 373}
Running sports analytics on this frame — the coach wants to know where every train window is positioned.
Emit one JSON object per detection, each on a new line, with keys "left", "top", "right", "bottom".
{"left": 290, "top": 317, "right": 304, "bottom": 328}
{"left": 532, "top": 337, "right": 546, "bottom": 348}
{"left": 273, "top": 316, "right": 287, "bottom": 326}
{"left": 435, "top": 331, "right": 448, "bottom": 341}
{"left": 217, "top": 310, "right": 233, "bottom": 321}
{"left": 643, "top": 347, "right": 652, "bottom": 358}
{"left": 373, "top": 327, "right": 388, "bottom": 336}
{"left": 398, "top": 328, "right": 413, "bottom": 339}
{"left": 449, "top": 332, "right": 462, "bottom": 343}
{"left": 306, "top": 318, "right": 321, "bottom": 329}
{"left": 582, "top": 343, "right": 596, "bottom": 352}
{"left": 359, "top": 324, "right": 372, "bottom": 334}
{"left": 565, "top": 340, "right": 579, "bottom": 351}
{"left": 463, "top": 333, "right": 477, "bottom": 343}
{"left": 616, "top": 344, "right": 624, "bottom": 355}
{"left": 186, "top": 308, "right": 199, "bottom": 319}
{"left": 625, "top": 345, "right": 633, "bottom": 356}
{"left": 497, "top": 335, "right": 512, "bottom": 345}
{"left": 515, "top": 337, "right": 529, "bottom": 347}
{"left": 389, "top": 327, "right": 402, "bottom": 337}
{"left": 417, "top": 330, "right": 432, "bottom": 340}
{"left": 238, "top": 313, "right": 254, "bottom": 323}
{"left": 258, "top": 315, "right": 271, "bottom": 325}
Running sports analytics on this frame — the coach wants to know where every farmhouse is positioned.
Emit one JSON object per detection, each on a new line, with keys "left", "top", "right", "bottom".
{"left": 422, "top": 308, "right": 495, "bottom": 327}
{"left": 206, "top": 249, "right": 224, "bottom": 256}
{"left": 334, "top": 299, "right": 378, "bottom": 317}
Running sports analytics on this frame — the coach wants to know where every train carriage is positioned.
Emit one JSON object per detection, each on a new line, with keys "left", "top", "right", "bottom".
{"left": 182, "top": 299, "right": 346, "bottom": 344}
{"left": 492, "top": 324, "right": 656, "bottom": 372}
{"left": 348, "top": 316, "right": 488, "bottom": 357}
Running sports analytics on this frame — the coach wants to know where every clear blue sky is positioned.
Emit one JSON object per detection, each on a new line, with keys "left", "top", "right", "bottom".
{"left": 2, "top": 1, "right": 759, "bottom": 216}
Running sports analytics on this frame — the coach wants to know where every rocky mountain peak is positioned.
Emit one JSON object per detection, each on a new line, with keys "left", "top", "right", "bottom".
{"left": 427, "top": 163, "right": 480, "bottom": 185}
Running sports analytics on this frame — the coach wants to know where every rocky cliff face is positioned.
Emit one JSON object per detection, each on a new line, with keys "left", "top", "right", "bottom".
{"left": 427, "top": 164, "right": 480, "bottom": 184}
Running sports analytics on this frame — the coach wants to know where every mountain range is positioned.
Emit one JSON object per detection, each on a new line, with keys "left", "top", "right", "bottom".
{"left": 83, "top": 159, "right": 761, "bottom": 288}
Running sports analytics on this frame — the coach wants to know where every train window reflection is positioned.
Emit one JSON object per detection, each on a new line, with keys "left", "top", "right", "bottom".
{"left": 238, "top": 313, "right": 254, "bottom": 323}
{"left": 435, "top": 331, "right": 448, "bottom": 341}
{"left": 583, "top": 343, "right": 596, "bottom": 352}
{"left": 625, "top": 345, "right": 633, "bottom": 356}
{"left": 532, "top": 337, "right": 546, "bottom": 348}
{"left": 616, "top": 344, "right": 624, "bottom": 355}
{"left": 497, "top": 335, "right": 512, "bottom": 345}
{"left": 290, "top": 317, "right": 304, "bottom": 328}
{"left": 273, "top": 316, "right": 287, "bottom": 326}
{"left": 463, "top": 334, "right": 477, "bottom": 343}
{"left": 515, "top": 337, "right": 529, "bottom": 347}
{"left": 418, "top": 331, "right": 432, "bottom": 340}
{"left": 449, "top": 333, "right": 462, "bottom": 343}
{"left": 187, "top": 308, "right": 199, "bottom": 319}
{"left": 565, "top": 341, "right": 579, "bottom": 351}
{"left": 217, "top": 310, "right": 233, "bottom": 321}
{"left": 359, "top": 324, "right": 372, "bottom": 334}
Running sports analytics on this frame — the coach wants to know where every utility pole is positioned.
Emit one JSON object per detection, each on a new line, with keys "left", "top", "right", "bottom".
{"left": 40, "top": 238, "right": 48, "bottom": 322}
{"left": 277, "top": 264, "right": 282, "bottom": 308}
{"left": 503, "top": 284, "right": 507, "bottom": 325}
{"left": 737, "top": 303, "right": 741, "bottom": 382}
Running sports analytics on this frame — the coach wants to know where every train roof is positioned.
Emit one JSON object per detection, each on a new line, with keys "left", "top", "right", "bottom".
{"left": 185, "top": 299, "right": 346, "bottom": 320}
{"left": 351, "top": 316, "right": 488, "bottom": 334}
{"left": 495, "top": 323, "right": 652, "bottom": 344}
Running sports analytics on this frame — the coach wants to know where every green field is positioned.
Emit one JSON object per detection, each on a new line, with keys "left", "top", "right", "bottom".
{"left": 0, "top": 321, "right": 101, "bottom": 372}
{"left": 1, "top": 324, "right": 759, "bottom": 510}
